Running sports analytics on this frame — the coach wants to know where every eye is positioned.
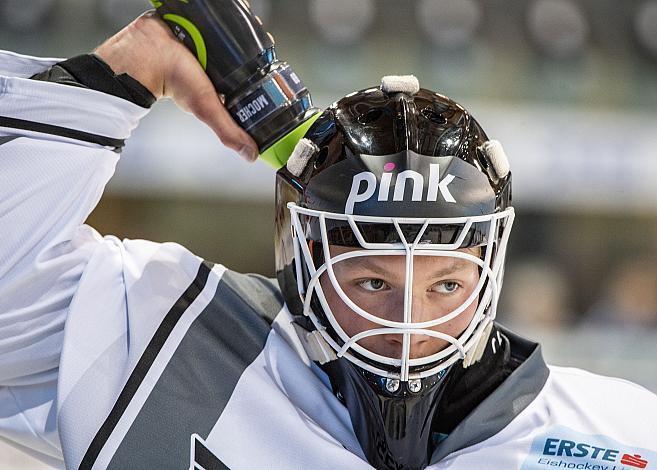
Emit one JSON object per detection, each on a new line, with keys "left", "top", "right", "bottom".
{"left": 432, "top": 281, "right": 461, "bottom": 294}
{"left": 358, "top": 278, "right": 389, "bottom": 292}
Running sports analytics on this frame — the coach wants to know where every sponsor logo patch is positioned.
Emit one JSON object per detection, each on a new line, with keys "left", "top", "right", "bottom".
{"left": 345, "top": 163, "right": 455, "bottom": 214}
{"left": 521, "top": 426, "right": 655, "bottom": 470}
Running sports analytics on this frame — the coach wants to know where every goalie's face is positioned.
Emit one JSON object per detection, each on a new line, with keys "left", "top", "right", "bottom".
{"left": 320, "top": 246, "right": 481, "bottom": 360}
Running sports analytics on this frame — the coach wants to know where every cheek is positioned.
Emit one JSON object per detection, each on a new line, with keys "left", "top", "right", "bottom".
{"left": 441, "top": 296, "right": 479, "bottom": 336}
{"left": 319, "top": 275, "right": 376, "bottom": 336}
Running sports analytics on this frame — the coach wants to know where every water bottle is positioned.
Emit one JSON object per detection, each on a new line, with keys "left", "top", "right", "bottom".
{"left": 150, "top": 0, "right": 320, "bottom": 168}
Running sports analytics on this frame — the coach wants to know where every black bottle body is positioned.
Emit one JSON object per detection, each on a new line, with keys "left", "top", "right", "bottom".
{"left": 153, "top": 0, "right": 318, "bottom": 161}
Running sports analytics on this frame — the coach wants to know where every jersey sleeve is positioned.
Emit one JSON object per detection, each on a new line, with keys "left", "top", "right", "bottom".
{"left": 0, "top": 49, "right": 150, "bottom": 465}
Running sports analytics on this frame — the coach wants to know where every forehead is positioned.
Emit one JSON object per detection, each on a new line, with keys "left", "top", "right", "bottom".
{"left": 328, "top": 245, "right": 480, "bottom": 275}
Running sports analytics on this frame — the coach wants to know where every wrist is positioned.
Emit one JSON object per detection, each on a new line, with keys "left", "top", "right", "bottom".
{"left": 30, "top": 54, "right": 156, "bottom": 108}
{"left": 94, "top": 13, "right": 169, "bottom": 99}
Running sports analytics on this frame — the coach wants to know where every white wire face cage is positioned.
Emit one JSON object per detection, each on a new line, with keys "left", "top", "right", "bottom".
{"left": 288, "top": 202, "right": 515, "bottom": 382}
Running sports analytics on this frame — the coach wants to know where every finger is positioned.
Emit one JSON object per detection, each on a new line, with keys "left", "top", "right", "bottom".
{"left": 190, "top": 89, "right": 259, "bottom": 162}
{"left": 164, "top": 48, "right": 259, "bottom": 162}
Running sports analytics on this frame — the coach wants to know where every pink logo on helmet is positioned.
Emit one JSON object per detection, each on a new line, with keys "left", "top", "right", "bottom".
{"left": 344, "top": 164, "right": 456, "bottom": 214}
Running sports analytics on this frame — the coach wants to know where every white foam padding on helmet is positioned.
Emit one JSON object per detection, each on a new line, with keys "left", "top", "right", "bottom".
{"left": 286, "top": 138, "right": 318, "bottom": 177}
{"left": 292, "top": 323, "right": 337, "bottom": 364}
{"left": 462, "top": 320, "right": 493, "bottom": 369}
{"left": 480, "top": 140, "right": 510, "bottom": 179}
{"left": 381, "top": 75, "right": 420, "bottom": 95}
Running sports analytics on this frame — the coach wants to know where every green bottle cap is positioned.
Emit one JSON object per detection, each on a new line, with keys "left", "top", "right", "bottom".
{"left": 259, "top": 112, "right": 321, "bottom": 169}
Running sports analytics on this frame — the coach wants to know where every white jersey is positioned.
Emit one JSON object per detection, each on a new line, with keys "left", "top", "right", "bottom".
{"left": 1, "top": 49, "right": 657, "bottom": 470}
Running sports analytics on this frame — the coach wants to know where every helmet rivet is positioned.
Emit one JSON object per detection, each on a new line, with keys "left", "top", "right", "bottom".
{"left": 385, "top": 378, "right": 400, "bottom": 392}
{"left": 409, "top": 379, "right": 422, "bottom": 393}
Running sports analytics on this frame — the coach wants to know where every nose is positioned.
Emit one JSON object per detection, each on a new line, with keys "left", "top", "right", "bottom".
{"left": 380, "top": 295, "right": 437, "bottom": 356}
{"left": 389, "top": 292, "right": 454, "bottom": 358}
{"left": 382, "top": 332, "right": 434, "bottom": 359}
{"left": 409, "top": 295, "right": 436, "bottom": 323}
{"left": 382, "top": 291, "right": 434, "bottom": 322}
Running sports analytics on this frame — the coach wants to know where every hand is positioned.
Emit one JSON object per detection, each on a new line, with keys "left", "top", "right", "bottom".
{"left": 94, "top": 10, "right": 258, "bottom": 162}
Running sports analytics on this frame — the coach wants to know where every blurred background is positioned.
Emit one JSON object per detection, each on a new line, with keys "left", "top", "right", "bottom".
{"left": 1, "top": 0, "right": 657, "bottom": 467}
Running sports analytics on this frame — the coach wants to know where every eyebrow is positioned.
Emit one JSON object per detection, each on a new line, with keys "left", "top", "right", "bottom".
{"left": 337, "top": 256, "right": 473, "bottom": 279}
{"left": 428, "top": 259, "right": 473, "bottom": 278}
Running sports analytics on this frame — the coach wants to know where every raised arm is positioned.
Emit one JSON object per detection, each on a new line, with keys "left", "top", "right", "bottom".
{"left": 0, "top": 12, "right": 256, "bottom": 466}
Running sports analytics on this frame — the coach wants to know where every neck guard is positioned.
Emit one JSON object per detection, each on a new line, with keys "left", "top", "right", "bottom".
{"left": 320, "top": 325, "right": 516, "bottom": 470}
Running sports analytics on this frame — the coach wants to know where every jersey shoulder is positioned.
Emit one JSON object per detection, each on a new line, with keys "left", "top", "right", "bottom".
{"left": 441, "top": 365, "right": 657, "bottom": 470}
{"left": 534, "top": 364, "right": 657, "bottom": 446}
{"left": 547, "top": 364, "right": 657, "bottom": 404}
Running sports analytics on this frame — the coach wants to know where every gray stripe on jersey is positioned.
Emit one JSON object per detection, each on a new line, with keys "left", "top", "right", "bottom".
{"left": 430, "top": 325, "right": 549, "bottom": 463}
{"left": 106, "top": 270, "right": 283, "bottom": 470}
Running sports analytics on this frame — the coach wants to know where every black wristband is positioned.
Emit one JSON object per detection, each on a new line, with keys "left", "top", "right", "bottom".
{"left": 30, "top": 54, "right": 156, "bottom": 109}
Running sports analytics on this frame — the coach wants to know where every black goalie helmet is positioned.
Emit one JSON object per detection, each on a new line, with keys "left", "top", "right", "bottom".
{"left": 274, "top": 76, "right": 514, "bottom": 469}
